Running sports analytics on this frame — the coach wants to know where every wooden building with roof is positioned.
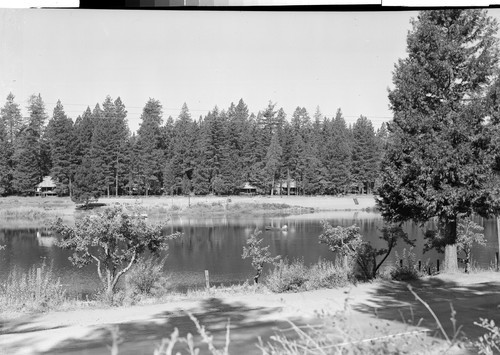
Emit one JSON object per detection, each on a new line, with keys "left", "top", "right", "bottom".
{"left": 36, "top": 176, "right": 56, "bottom": 196}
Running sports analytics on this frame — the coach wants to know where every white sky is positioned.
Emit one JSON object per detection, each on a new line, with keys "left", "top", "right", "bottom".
{"left": 2, "top": 9, "right": 499, "bottom": 132}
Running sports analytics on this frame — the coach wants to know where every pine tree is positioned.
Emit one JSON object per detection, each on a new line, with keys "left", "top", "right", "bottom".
{"left": 0, "top": 116, "right": 10, "bottom": 195}
{"left": 73, "top": 107, "right": 94, "bottom": 164}
{"left": 90, "top": 97, "right": 129, "bottom": 197}
{"left": 264, "top": 133, "right": 282, "bottom": 195}
{"left": 1, "top": 93, "right": 23, "bottom": 144}
{"left": 11, "top": 94, "right": 48, "bottom": 195}
{"left": 171, "top": 103, "right": 196, "bottom": 194}
{"left": 320, "top": 109, "right": 352, "bottom": 194}
{"left": 0, "top": 93, "right": 22, "bottom": 194}
{"left": 351, "top": 115, "right": 378, "bottom": 194}
{"left": 47, "top": 100, "right": 74, "bottom": 196}
{"left": 11, "top": 126, "right": 40, "bottom": 195}
{"left": 135, "top": 98, "right": 163, "bottom": 196}
{"left": 73, "top": 154, "right": 102, "bottom": 206}
{"left": 27, "top": 94, "right": 50, "bottom": 178}
{"left": 378, "top": 9, "right": 500, "bottom": 273}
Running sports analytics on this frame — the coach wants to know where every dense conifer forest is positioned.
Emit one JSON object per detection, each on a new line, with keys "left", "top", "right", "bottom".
{"left": 0, "top": 94, "right": 387, "bottom": 200}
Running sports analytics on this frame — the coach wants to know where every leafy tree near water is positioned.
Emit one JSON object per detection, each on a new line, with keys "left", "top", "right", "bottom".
{"left": 319, "top": 221, "right": 413, "bottom": 279}
{"left": 377, "top": 9, "right": 500, "bottom": 273}
{"left": 51, "top": 207, "right": 181, "bottom": 300}
{"left": 242, "top": 229, "right": 281, "bottom": 284}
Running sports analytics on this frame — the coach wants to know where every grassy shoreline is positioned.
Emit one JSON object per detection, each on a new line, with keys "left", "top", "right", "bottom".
{"left": 0, "top": 194, "right": 377, "bottom": 228}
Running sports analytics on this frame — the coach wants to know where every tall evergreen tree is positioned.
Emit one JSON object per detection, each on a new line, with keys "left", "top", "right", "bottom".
{"left": 351, "top": 115, "right": 378, "bottom": 194}
{"left": 171, "top": 103, "right": 197, "bottom": 194}
{"left": 11, "top": 94, "right": 48, "bottom": 195}
{"left": 47, "top": 100, "right": 74, "bottom": 196}
{"left": 264, "top": 133, "right": 282, "bottom": 195}
{"left": 90, "top": 97, "right": 129, "bottom": 197}
{"left": 0, "top": 116, "right": 10, "bottom": 195}
{"left": 322, "top": 109, "right": 351, "bottom": 194}
{"left": 1, "top": 93, "right": 23, "bottom": 144}
{"left": 135, "top": 98, "right": 163, "bottom": 196}
{"left": 0, "top": 93, "right": 22, "bottom": 194}
{"left": 377, "top": 9, "right": 500, "bottom": 272}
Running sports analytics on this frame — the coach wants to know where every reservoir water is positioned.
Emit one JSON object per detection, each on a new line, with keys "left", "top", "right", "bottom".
{"left": 0, "top": 211, "right": 498, "bottom": 296}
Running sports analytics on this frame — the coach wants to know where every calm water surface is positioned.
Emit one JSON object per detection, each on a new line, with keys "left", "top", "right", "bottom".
{"left": 0, "top": 211, "right": 498, "bottom": 295}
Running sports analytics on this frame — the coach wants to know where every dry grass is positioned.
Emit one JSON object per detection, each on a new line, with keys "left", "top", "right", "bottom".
{"left": 0, "top": 263, "right": 67, "bottom": 312}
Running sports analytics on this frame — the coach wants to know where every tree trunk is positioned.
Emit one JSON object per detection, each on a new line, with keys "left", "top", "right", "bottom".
{"left": 496, "top": 217, "right": 500, "bottom": 270}
{"left": 287, "top": 169, "right": 290, "bottom": 196}
{"left": 107, "top": 185, "right": 110, "bottom": 198}
{"left": 115, "top": 170, "right": 118, "bottom": 197}
{"left": 271, "top": 176, "right": 274, "bottom": 196}
{"left": 68, "top": 177, "right": 72, "bottom": 199}
{"left": 443, "top": 217, "right": 459, "bottom": 273}
{"left": 444, "top": 244, "right": 459, "bottom": 273}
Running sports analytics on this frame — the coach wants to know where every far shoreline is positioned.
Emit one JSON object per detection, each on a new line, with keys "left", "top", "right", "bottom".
{"left": 0, "top": 194, "right": 378, "bottom": 228}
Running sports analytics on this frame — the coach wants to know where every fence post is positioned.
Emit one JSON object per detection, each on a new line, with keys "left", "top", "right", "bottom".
{"left": 205, "top": 270, "right": 210, "bottom": 290}
{"left": 36, "top": 267, "right": 42, "bottom": 302}
{"left": 437, "top": 259, "right": 440, "bottom": 272}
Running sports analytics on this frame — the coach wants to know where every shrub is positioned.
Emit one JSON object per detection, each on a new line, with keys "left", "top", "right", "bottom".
{"left": 474, "top": 318, "right": 500, "bottom": 355}
{"left": 390, "top": 247, "right": 421, "bottom": 281}
{"left": 51, "top": 207, "right": 181, "bottom": 301}
{"left": 242, "top": 229, "right": 280, "bottom": 284}
{"left": 0, "top": 263, "right": 66, "bottom": 312}
{"left": 305, "top": 258, "right": 351, "bottom": 290}
{"left": 125, "top": 256, "right": 170, "bottom": 297}
{"left": 265, "top": 259, "right": 309, "bottom": 293}
{"left": 265, "top": 258, "right": 352, "bottom": 293}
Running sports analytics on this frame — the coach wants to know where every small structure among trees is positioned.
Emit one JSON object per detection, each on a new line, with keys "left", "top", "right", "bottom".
{"left": 240, "top": 182, "right": 258, "bottom": 195}
{"left": 35, "top": 176, "right": 56, "bottom": 197}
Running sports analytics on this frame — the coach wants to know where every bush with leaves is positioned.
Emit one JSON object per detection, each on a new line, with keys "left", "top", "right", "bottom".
{"left": 242, "top": 228, "right": 280, "bottom": 284}
{"left": 265, "top": 258, "right": 309, "bottom": 293}
{"left": 125, "top": 256, "right": 170, "bottom": 300}
{"left": 51, "top": 206, "right": 181, "bottom": 302}
{"left": 318, "top": 222, "right": 363, "bottom": 266}
{"left": 319, "top": 221, "right": 413, "bottom": 280}
{"left": 390, "top": 247, "right": 421, "bottom": 281}
{"left": 475, "top": 318, "right": 500, "bottom": 355}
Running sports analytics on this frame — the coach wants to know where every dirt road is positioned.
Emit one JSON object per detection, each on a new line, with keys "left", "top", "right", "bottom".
{"left": 2, "top": 273, "right": 498, "bottom": 355}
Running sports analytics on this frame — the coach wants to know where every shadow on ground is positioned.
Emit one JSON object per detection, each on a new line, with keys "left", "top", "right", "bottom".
{"left": 2, "top": 298, "right": 309, "bottom": 355}
{"left": 352, "top": 278, "right": 500, "bottom": 344}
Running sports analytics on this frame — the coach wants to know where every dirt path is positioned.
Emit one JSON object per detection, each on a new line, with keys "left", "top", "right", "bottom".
{"left": 2, "top": 273, "right": 497, "bottom": 354}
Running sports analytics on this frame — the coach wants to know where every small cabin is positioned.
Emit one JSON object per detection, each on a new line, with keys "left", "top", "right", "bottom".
{"left": 274, "top": 180, "right": 298, "bottom": 195}
{"left": 240, "top": 182, "right": 258, "bottom": 195}
{"left": 36, "top": 176, "right": 56, "bottom": 197}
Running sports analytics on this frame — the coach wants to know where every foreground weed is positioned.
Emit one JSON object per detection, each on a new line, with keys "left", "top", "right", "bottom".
{"left": 108, "top": 313, "right": 230, "bottom": 355}
{"left": 0, "top": 263, "right": 66, "bottom": 312}
{"left": 474, "top": 318, "right": 500, "bottom": 355}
